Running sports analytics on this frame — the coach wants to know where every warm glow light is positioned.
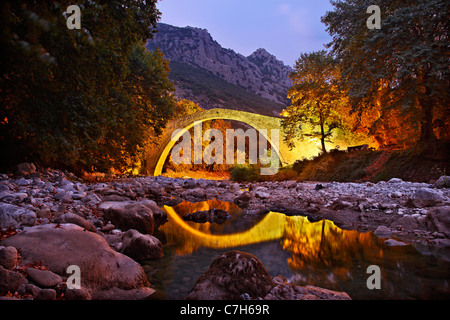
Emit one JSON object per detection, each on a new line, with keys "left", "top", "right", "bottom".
{"left": 161, "top": 201, "right": 385, "bottom": 265}
{"left": 163, "top": 205, "right": 285, "bottom": 254}
{"left": 281, "top": 110, "right": 289, "bottom": 117}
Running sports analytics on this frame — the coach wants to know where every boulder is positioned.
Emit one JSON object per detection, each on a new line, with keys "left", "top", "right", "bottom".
{"left": 100, "top": 200, "right": 167, "bottom": 234}
{"left": 15, "top": 178, "right": 31, "bottom": 186}
{"left": 233, "top": 192, "right": 252, "bottom": 208}
{"left": 264, "top": 276, "right": 351, "bottom": 300}
{"left": 330, "top": 199, "right": 353, "bottom": 210}
{"left": 121, "top": 229, "right": 164, "bottom": 261}
{"left": 15, "top": 163, "right": 36, "bottom": 176}
{"left": 55, "top": 213, "right": 96, "bottom": 232}
{"left": 186, "top": 251, "right": 275, "bottom": 300}
{"left": 434, "top": 176, "right": 450, "bottom": 189}
{"left": 1, "top": 223, "right": 154, "bottom": 299}
{"left": 412, "top": 188, "right": 444, "bottom": 207}
{"left": 0, "top": 266, "right": 24, "bottom": 294}
{"left": 390, "top": 215, "right": 418, "bottom": 231}
{"left": 0, "top": 246, "right": 19, "bottom": 270}
{"left": 34, "top": 288, "right": 56, "bottom": 300}
{"left": 81, "top": 193, "right": 102, "bottom": 205}
{"left": 182, "top": 188, "right": 206, "bottom": 201}
{"left": 426, "top": 206, "right": 450, "bottom": 237}
{"left": 64, "top": 286, "right": 91, "bottom": 300}
{"left": 26, "top": 268, "right": 63, "bottom": 288}
{"left": 303, "top": 285, "right": 352, "bottom": 300}
{"left": 374, "top": 225, "right": 392, "bottom": 237}
{"left": 104, "top": 203, "right": 154, "bottom": 235}
{"left": 384, "top": 239, "right": 408, "bottom": 246}
{"left": 254, "top": 187, "right": 270, "bottom": 199}
{"left": 0, "top": 203, "right": 36, "bottom": 229}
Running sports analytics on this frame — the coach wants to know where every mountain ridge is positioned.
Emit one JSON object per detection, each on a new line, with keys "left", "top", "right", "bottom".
{"left": 146, "top": 23, "right": 292, "bottom": 116}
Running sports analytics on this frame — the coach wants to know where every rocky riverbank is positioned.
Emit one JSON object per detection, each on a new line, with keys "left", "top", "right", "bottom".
{"left": 0, "top": 164, "right": 449, "bottom": 299}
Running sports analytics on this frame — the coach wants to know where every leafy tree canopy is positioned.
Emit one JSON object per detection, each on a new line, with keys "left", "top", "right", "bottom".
{"left": 321, "top": 0, "right": 449, "bottom": 147}
{"left": 0, "top": 0, "right": 176, "bottom": 173}
{"left": 282, "top": 50, "right": 347, "bottom": 154}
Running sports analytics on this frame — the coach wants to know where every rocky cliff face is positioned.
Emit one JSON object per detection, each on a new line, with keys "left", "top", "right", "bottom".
{"left": 146, "top": 23, "right": 292, "bottom": 107}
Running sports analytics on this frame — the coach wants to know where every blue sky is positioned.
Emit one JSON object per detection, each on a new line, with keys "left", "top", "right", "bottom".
{"left": 157, "top": 0, "right": 334, "bottom": 67}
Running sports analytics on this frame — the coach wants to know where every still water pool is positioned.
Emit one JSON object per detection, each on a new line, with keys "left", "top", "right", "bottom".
{"left": 143, "top": 200, "right": 450, "bottom": 300}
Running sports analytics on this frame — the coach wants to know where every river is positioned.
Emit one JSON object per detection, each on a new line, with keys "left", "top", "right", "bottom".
{"left": 143, "top": 200, "right": 450, "bottom": 299}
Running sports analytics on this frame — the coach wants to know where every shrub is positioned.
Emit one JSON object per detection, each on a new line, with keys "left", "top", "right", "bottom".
{"left": 229, "top": 165, "right": 261, "bottom": 182}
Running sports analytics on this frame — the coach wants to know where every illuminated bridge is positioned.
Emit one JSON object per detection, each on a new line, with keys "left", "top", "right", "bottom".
{"left": 146, "top": 108, "right": 317, "bottom": 176}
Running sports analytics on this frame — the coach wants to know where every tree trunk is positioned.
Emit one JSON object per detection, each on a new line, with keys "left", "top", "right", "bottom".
{"left": 418, "top": 73, "right": 438, "bottom": 148}
{"left": 419, "top": 98, "right": 437, "bottom": 145}
{"left": 319, "top": 112, "right": 327, "bottom": 154}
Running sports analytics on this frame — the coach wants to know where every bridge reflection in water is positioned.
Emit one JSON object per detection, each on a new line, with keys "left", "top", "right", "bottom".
{"left": 162, "top": 200, "right": 383, "bottom": 270}
{"left": 155, "top": 200, "right": 449, "bottom": 299}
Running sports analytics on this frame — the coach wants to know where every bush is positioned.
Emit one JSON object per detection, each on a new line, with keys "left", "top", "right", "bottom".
{"left": 229, "top": 165, "right": 261, "bottom": 182}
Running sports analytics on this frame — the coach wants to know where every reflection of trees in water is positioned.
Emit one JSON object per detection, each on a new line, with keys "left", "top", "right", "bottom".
{"left": 159, "top": 201, "right": 450, "bottom": 299}
{"left": 281, "top": 217, "right": 386, "bottom": 290}
{"left": 282, "top": 217, "right": 450, "bottom": 299}
{"left": 282, "top": 217, "right": 383, "bottom": 270}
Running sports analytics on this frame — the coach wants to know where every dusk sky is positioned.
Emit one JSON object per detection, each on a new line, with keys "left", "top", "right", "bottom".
{"left": 157, "top": 0, "right": 334, "bottom": 67}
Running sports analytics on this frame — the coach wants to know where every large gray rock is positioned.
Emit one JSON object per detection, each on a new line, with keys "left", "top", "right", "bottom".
{"left": 0, "top": 266, "right": 24, "bottom": 294}
{"left": 390, "top": 215, "right": 419, "bottom": 231}
{"left": 104, "top": 203, "right": 154, "bottom": 235}
{"left": 426, "top": 206, "right": 450, "bottom": 237}
{"left": 186, "top": 251, "right": 275, "bottom": 300}
{"left": 55, "top": 212, "right": 96, "bottom": 232}
{"left": 0, "top": 246, "right": 19, "bottom": 270}
{"left": 26, "top": 268, "right": 62, "bottom": 288}
{"left": 264, "top": 276, "right": 351, "bottom": 300}
{"left": 233, "top": 192, "right": 253, "bottom": 208}
{"left": 1, "top": 223, "right": 154, "bottom": 299}
{"left": 412, "top": 188, "right": 444, "bottom": 207}
{"left": 0, "top": 203, "right": 36, "bottom": 229}
{"left": 121, "top": 229, "right": 163, "bottom": 261}
{"left": 100, "top": 200, "right": 167, "bottom": 234}
{"left": 434, "top": 176, "right": 450, "bottom": 189}
{"left": 34, "top": 288, "right": 56, "bottom": 300}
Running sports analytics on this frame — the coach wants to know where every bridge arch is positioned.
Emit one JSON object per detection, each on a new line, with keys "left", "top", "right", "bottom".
{"left": 148, "top": 108, "right": 292, "bottom": 176}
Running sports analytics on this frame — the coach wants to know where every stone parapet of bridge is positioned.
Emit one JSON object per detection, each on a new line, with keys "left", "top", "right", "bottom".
{"left": 146, "top": 108, "right": 315, "bottom": 176}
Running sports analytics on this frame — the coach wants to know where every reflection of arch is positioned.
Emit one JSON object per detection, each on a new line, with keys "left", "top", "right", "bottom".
{"left": 147, "top": 108, "right": 301, "bottom": 176}
{"left": 164, "top": 206, "right": 287, "bottom": 248}
{"left": 163, "top": 204, "right": 386, "bottom": 267}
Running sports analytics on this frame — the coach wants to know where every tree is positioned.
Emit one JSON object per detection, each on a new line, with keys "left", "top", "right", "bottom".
{"left": 0, "top": 0, "right": 175, "bottom": 173}
{"left": 321, "top": 0, "right": 450, "bottom": 148}
{"left": 123, "top": 45, "right": 176, "bottom": 172}
{"left": 282, "top": 50, "right": 345, "bottom": 154}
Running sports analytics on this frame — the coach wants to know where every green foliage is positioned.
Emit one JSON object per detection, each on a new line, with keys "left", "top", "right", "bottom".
{"left": 0, "top": 0, "right": 175, "bottom": 173}
{"left": 229, "top": 165, "right": 261, "bottom": 182}
{"left": 281, "top": 50, "right": 346, "bottom": 154}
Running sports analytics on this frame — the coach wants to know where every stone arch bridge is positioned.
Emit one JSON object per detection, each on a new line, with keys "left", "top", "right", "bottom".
{"left": 146, "top": 108, "right": 314, "bottom": 176}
